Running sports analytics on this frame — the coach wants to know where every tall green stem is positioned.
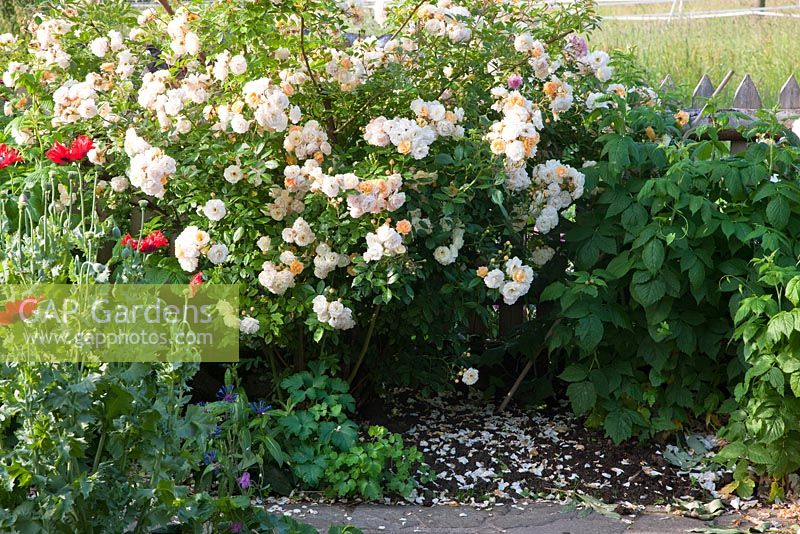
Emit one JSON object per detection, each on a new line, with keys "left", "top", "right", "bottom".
{"left": 91, "top": 429, "right": 107, "bottom": 474}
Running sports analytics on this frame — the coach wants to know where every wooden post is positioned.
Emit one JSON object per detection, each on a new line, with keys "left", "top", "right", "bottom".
{"left": 754, "top": 0, "right": 766, "bottom": 7}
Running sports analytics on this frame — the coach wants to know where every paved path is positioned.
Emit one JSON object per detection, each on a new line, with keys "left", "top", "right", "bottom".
{"left": 288, "top": 502, "right": 739, "bottom": 533}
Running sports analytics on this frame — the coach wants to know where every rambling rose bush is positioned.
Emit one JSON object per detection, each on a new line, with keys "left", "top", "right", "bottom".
{"left": 0, "top": 0, "right": 645, "bottom": 384}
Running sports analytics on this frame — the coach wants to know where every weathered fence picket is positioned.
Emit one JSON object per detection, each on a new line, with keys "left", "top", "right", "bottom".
{"left": 667, "top": 72, "right": 800, "bottom": 153}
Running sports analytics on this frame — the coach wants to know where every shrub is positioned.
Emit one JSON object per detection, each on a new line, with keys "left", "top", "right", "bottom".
{"left": 542, "top": 97, "right": 800, "bottom": 487}
{"left": 0, "top": 0, "right": 636, "bottom": 389}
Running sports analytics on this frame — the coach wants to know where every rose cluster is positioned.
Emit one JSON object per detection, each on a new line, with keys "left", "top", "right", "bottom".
{"left": 529, "top": 160, "right": 585, "bottom": 234}
{"left": 312, "top": 295, "right": 356, "bottom": 330}
{"left": 478, "top": 257, "right": 535, "bottom": 305}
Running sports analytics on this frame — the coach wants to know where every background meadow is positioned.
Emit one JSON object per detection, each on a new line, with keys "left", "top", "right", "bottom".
{"left": 591, "top": 0, "right": 799, "bottom": 106}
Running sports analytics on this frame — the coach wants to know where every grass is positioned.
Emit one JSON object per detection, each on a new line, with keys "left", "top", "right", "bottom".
{"left": 591, "top": 0, "right": 800, "bottom": 107}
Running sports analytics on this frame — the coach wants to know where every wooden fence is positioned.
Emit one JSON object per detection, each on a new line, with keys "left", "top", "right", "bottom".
{"left": 661, "top": 71, "right": 800, "bottom": 152}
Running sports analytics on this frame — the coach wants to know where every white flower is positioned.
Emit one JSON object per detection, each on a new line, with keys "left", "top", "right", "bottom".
{"left": 484, "top": 269, "right": 505, "bottom": 289}
{"left": 231, "top": 114, "right": 250, "bottom": 133}
{"left": 108, "top": 30, "right": 124, "bottom": 51}
{"left": 363, "top": 223, "right": 405, "bottom": 261}
{"left": 128, "top": 144, "right": 176, "bottom": 198}
{"left": 531, "top": 246, "right": 555, "bottom": 267}
{"left": 501, "top": 281, "right": 528, "bottom": 305}
{"left": 124, "top": 128, "right": 151, "bottom": 157}
{"left": 229, "top": 54, "right": 247, "bottom": 75}
{"left": 258, "top": 261, "right": 295, "bottom": 295}
{"left": 224, "top": 164, "right": 243, "bottom": 184}
{"left": 110, "top": 176, "right": 129, "bottom": 193}
{"left": 434, "top": 245, "right": 456, "bottom": 265}
{"left": 175, "top": 226, "right": 209, "bottom": 272}
{"left": 87, "top": 148, "right": 105, "bottom": 165}
{"left": 203, "top": 199, "right": 227, "bottom": 221}
{"left": 206, "top": 243, "right": 229, "bottom": 264}
{"left": 535, "top": 206, "right": 559, "bottom": 234}
{"left": 312, "top": 295, "right": 356, "bottom": 330}
{"left": 282, "top": 217, "right": 315, "bottom": 247}
{"left": 461, "top": 367, "right": 479, "bottom": 386}
{"left": 514, "top": 33, "right": 534, "bottom": 53}
{"left": 89, "top": 37, "right": 109, "bottom": 57}
{"left": 239, "top": 316, "right": 260, "bottom": 334}
{"left": 257, "top": 236, "right": 271, "bottom": 252}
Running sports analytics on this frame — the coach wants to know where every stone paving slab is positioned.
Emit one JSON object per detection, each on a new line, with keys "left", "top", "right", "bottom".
{"left": 290, "top": 503, "right": 731, "bottom": 534}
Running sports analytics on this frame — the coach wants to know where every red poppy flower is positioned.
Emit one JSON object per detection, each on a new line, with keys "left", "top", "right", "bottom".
{"left": 68, "top": 135, "right": 94, "bottom": 161}
{"left": 121, "top": 230, "right": 169, "bottom": 253}
{"left": 0, "top": 297, "right": 39, "bottom": 325}
{"left": 47, "top": 135, "right": 95, "bottom": 165}
{"left": 121, "top": 233, "right": 137, "bottom": 248}
{"left": 46, "top": 142, "right": 72, "bottom": 165}
{"left": 138, "top": 230, "right": 169, "bottom": 253}
{"left": 0, "top": 143, "right": 23, "bottom": 169}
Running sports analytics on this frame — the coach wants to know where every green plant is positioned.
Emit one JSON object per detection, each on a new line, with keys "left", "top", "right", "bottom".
{"left": 197, "top": 362, "right": 424, "bottom": 502}
{"left": 273, "top": 362, "right": 425, "bottom": 500}
{"left": 324, "top": 425, "right": 425, "bottom": 500}
{"left": 542, "top": 97, "right": 800, "bottom": 444}
{"left": 716, "top": 256, "right": 800, "bottom": 499}
{"left": 0, "top": 362, "right": 216, "bottom": 532}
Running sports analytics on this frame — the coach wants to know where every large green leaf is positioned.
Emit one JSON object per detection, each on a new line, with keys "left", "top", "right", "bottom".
{"left": 642, "top": 239, "right": 665, "bottom": 274}
{"left": 558, "top": 364, "right": 589, "bottom": 382}
{"left": 575, "top": 315, "right": 604, "bottom": 352}
{"left": 766, "top": 197, "right": 790, "bottom": 229}
{"left": 567, "top": 381, "right": 597, "bottom": 415}
{"left": 604, "top": 410, "right": 635, "bottom": 444}
{"left": 631, "top": 276, "right": 666, "bottom": 307}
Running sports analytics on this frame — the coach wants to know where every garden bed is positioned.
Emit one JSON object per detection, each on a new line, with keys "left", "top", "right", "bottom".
{"left": 361, "top": 390, "right": 720, "bottom": 508}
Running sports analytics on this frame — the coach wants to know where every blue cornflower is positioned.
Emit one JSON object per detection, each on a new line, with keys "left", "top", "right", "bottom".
{"left": 249, "top": 400, "right": 272, "bottom": 415}
{"left": 203, "top": 450, "right": 218, "bottom": 465}
{"left": 210, "top": 426, "right": 222, "bottom": 438}
{"left": 216, "top": 385, "right": 238, "bottom": 403}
